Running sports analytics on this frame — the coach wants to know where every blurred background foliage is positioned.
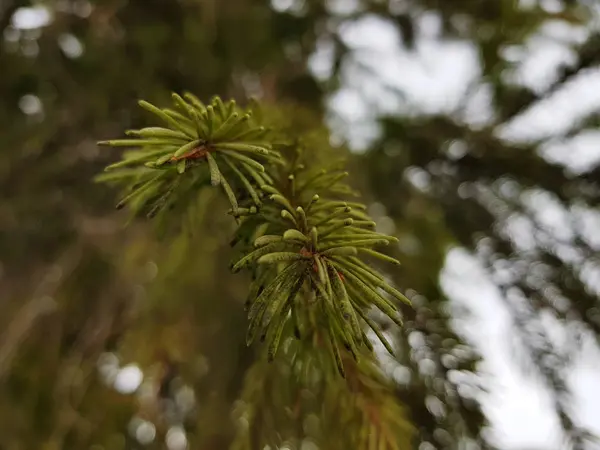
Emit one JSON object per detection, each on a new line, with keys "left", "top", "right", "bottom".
{"left": 1, "top": 0, "right": 599, "bottom": 449}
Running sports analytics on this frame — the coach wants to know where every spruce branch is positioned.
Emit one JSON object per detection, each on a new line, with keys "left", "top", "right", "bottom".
{"left": 98, "top": 93, "right": 412, "bottom": 378}
{"left": 227, "top": 127, "right": 412, "bottom": 377}
{"left": 235, "top": 192, "right": 407, "bottom": 376}
{"left": 96, "top": 93, "right": 279, "bottom": 218}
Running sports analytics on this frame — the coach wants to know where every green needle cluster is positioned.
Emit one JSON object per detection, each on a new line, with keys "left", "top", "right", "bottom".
{"left": 232, "top": 182, "right": 411, "bottom": 377}
{"left": 96, "top": 93, "right": 281, "bottom": 217}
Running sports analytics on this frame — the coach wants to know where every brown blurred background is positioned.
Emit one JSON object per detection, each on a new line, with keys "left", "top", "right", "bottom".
{"left": 1, "top": 1, "right": 600, "bottom": 449}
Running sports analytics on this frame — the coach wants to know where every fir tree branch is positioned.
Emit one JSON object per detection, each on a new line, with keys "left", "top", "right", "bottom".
{"left": 98, "top": 93, "right": 413, "bottom": 378}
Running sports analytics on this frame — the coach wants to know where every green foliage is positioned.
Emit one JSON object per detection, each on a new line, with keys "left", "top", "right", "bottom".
{"left": 232, "top": 337, "right": 414, "bottom": 450}
{"left": 99, "top": 93, "right": 412, "bottom": 379}
{"left": 236, "top": 192, "right": 408, "bottom": 375}
{"left": 95, "top": 93, "right": 416, "bottom": 448}
{"left": 96, "top": 94, "right": 281, "bottom": 218}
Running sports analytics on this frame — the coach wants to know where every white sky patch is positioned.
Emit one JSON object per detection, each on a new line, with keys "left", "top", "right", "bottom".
{"left": 325, "top": 0, "right": 361, "bottom": 16}
{"left": 416, "top": 10, "right": 443, "bottom": 39}
{"left": 338, "top": 14, "right": 401, "bottom": 51}
{"left": 539, "top": 130, "right": 600, "bottom": 175}
{"left": 508, "top": 37, "right": 577, "bottom": 93}
{"left": 568, "top": 342, "right": 600, "bottom": 438}
{"left": 166, "top": 426, "right": 189, "bottom": 450}
{"left": 324, "top": 15, "right": 480, "bottom": 150}
{"left": 441, "top": 249, "right": 575, "bottom": 449}
{"left": 18, "top": 94, "right": 43, "bottom": 116}
{"left": 129, "top": 418, "right": 156, "bottom": 445}
{"left": 441, "top": 249, "right": 511, "bottom": 348}
{"left": 11, "top": 6, "right": 52, "bottom": 30}
{"left": 346, "top": 41, "right": 480, "bottom": 115}
{"left": 326, "top": 88, "right": 381, "bottom": 151}
{"left": 270, "top": 0, "right": 305, "bottom": 15}
{"left": 337, "top": 14, "right": 480, "bottom": 115}
{"left": 308, "top": 37, "right": 335, "bottom": 82}
{"left": 499, "top": 68, "right": 600, "bottom": 142}
{"left": 58, "top": 33, "right": 84, "bottom": 58}
{"left": 114, "top": 364, "right": 143, "bottom": 394}
{"left": 579, "top": 260, "right": 600, "bottom": 297}
{"left": 502, "top": 213, "right": 538, "bottom": 252}
{"left": 461, "top": 82, "right": 497, "bottom": 128}
{"left": 505, "top": 19, "right": 591, "bottom": 94}
{"left": 572, "top": 205, "right": 600, "bottom": 250}
{"left": 483, "top": 373, "right": 564, "bottom": 449}
{"left": 521, "top": 189, "right": 575, "bottom": 243}
{"left": 539, "top": 20, "right": 591, "bottom": 45}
